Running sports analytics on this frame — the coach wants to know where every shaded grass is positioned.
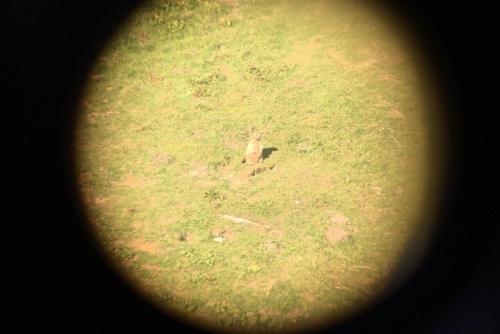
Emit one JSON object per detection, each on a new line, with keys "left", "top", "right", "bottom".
{"left": 73, "top": 0, "right": 431, "bottom": 333}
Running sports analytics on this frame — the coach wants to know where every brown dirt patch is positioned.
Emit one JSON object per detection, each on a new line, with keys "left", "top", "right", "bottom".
{"left": 153, "top": 154, "right": 174, "bottom": 164}
{"left": 218, "top": 65, "right": 234, "bottom": 81}
{"left": 329, "top": 213, "right": 350, "bottom": 225}
{"left": 94, "top": 197, "right": 109, "bottom": 205}
{"left": 126, "top": 238, "right": 163, "bottom": 255}
{"left": 189, "top": 162, "right": 210, "bottom": 177}
{"left": 325, "top": 227, "right": 351, "bottom": 244}
{"left": 141, "top": 263, "right": 167, "bottom": 272}
{"left": 112, "top": 174, "right": 157, "bottom": 188}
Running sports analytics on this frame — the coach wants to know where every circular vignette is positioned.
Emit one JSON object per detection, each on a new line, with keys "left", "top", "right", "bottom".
{"left": 64, "top": 1, "right": 462, "bottom": 333}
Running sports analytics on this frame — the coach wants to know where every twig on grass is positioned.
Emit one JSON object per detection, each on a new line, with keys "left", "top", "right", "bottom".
{"left": 221, "top": 214, "right": 269, "bottom": 227}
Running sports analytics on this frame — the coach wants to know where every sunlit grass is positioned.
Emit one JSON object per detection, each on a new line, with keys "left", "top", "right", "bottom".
{"left": 74, "top": 0, "right": 431, "bottom": 332}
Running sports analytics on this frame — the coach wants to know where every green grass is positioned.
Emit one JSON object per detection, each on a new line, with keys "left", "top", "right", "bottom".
{"left": 73, "top": 0, "right": 431, "bottom": 333}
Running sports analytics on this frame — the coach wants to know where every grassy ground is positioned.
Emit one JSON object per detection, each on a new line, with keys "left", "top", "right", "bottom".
{"left": 73, "top": 0, "right": 431, "bottom": 332}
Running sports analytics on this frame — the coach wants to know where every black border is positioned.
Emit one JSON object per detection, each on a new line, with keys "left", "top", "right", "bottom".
{"left": 2, "top": 0, "right": 499, "bottom": 333}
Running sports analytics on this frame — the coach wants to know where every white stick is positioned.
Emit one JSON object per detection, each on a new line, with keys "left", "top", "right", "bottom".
{"left": 221, "top": 214, "right": 261, "bottom": 226}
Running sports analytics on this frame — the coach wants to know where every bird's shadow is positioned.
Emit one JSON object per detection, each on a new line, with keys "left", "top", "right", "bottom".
{"left": 262, "top": 147, "right": 278, "bottom": 160}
